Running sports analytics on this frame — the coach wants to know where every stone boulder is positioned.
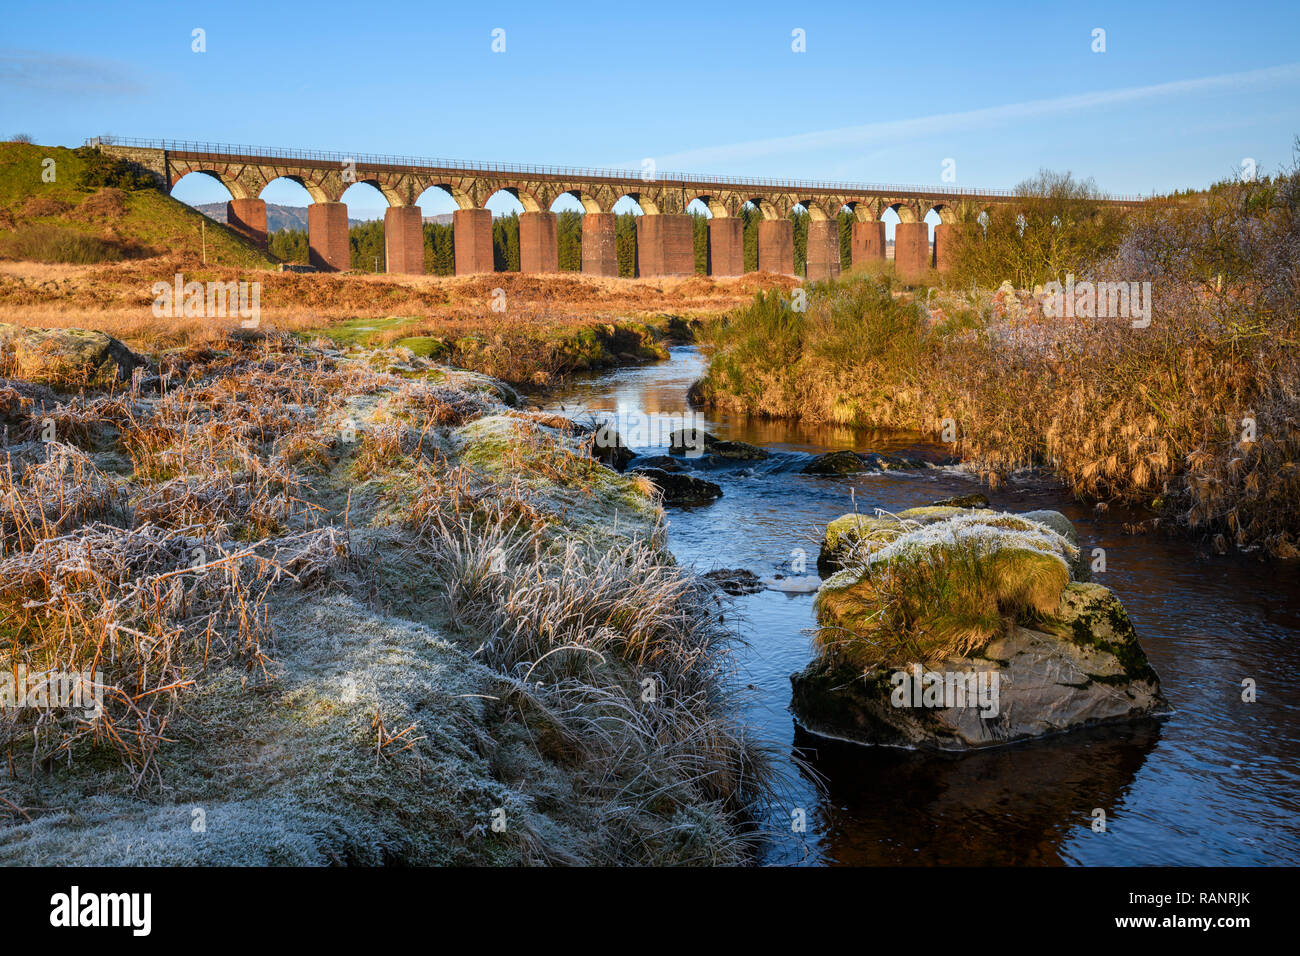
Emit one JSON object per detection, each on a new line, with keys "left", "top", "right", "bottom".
{"left": 667, "top": 427, "right": 767, "bottom": 461}
{"left": 801, "top": 450, "right": 865, "bottom": 475}
{"left": 792, "top": 508, "right": 1165, "bottom": 750}
{"left": 800, "top": 450, "right": 935, "bottom": 476}
{"left": 630, "top": 467, "right": 723, "bottom": 506}
{"left": 703, "top": 568, "right": 764, "bottom": 595}
{"left": 1022, "top": 508, "right": 1091, "bottom": 579}
{"left": 631, "top": 454, "right": 683, "bottom": 472}
{"left": 589, "top": 423, "right": 634, "bottom": 472}
{"left": 0, "top": 323, "right": 145, "bottom": 389}
{"left": 931, "top": 492, "right": 989, "bottom": 508}
{"left": 860, "top": 451, "right": 930, "bottom": 472}
{"left": 801, "top": 450, "right": 930, "bottom": 475}
{"left": 792, "top": 582, "right": 1165, "bottom": 750}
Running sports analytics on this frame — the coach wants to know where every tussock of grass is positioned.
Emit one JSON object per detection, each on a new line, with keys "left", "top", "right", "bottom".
{"left": 0, "top": 224, "right": 145, "bottom": 264}
{"left": 1, "top": 442, "right": 123, "bottom": 548}
{"left": 410, "top": 506, "right": 775, "bottom": 860}
{"left": 816, "top": 510, "right": 1078, "bottom": 667}
{"left": 453, "top": 413, "right": 660, "bottom": 536}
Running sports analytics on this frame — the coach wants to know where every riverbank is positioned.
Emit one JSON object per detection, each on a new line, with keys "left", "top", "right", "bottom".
{"left": 0, "top": 330, "right": 771, "bottom": 864}
{"left": 689, "top": 275, "right": 1300, "bottom": 558}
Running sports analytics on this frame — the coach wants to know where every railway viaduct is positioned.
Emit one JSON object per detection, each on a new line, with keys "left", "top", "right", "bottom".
{"left": 97, "top": 139, "right": 1141, "bottom": 283}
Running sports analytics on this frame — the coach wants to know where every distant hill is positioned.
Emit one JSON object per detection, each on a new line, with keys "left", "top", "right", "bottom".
{"left": 194, "top": 202, "right": 316, "bottom": 232}
{"left": 0, "top": 142, "right": 276, "bottom": 268}
{"left": 193, "top": 203, "right": 457, "bottom": 232}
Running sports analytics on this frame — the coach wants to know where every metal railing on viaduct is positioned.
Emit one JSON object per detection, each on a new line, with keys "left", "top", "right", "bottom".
{"left": 94, "top": 136, "right": 1142, "bottom": 279}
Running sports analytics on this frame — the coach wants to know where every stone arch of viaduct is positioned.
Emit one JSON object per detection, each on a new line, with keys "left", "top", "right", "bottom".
{"left": 100, "top": 141, "right": 1138, "bottom": 281}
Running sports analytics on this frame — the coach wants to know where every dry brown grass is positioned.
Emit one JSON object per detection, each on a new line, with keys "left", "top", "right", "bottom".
{"left": 0, "top": 337, "right": 376, "bottom": 781}
{"left": 698, "top": 273, "right": 1300, "bottom": 556}
{"left": 69, "top": 188, "right": 127, "bottom": 222}
{"left": 0, "top": 258, "right": 793, "bottom": 353}
{"left": 0, "top": 520, "right": 344, "bottom": 784}
{"left": 816, "top": 515, "right": 1076, "bottom": 667}
{"left": 0, "top": 261, "right": 798, "bottom": 388}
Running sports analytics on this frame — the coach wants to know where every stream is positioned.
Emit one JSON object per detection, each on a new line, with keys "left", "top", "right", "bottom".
{"left": 543, "top": 345, "right": 1300, "bottom": 866}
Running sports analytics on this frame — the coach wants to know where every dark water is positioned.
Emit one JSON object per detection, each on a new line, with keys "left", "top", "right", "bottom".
{"left": 543, "top": 346, "right": 1300, "bottom": 866}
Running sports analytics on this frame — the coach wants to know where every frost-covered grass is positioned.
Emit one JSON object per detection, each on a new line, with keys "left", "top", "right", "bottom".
{"left": 411, "top": 507, "right": 773, "bottom": 861}
{"left": 858, "top": 510, "right": 1078, "bottom": 570}
{"left": 1, "top": 334, "right": 772, "bottom": 865}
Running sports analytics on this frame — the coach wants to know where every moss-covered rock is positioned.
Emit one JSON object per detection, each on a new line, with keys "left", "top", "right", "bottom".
{"left": 817, "top": 513, "right": 902, "bottom": 573}
{"left": 1020, "top": 509, "right": 1078, "bottom": 545}
{"left": 794, "top": 509, "right": 1165, "bottom": 750}
{"left": 816, "top": 506, "right": 999, "bottom": 573}
{"left": 815, "top": 509, "right": 1079, "bottom": 654}
{"left": 1018, "top": 509, "right": 1090, "bottom": 579}
{"left": 931, "top": 492, "right": 990, "bottom": 508}
{"left": 792, "top": 582, "right": 1168, "bottom": 750}
{"left": 0, "top": 323, "right": 145, "bottom": 389}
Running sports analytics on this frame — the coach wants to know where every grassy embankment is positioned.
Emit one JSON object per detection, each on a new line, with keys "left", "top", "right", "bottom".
{"left": 0, "top": 142, "right": 273, "bottom": 268}
{"left": 693, "top": 166, "right": 1300, "bottom": 557}
{"left": 0, "top": 333, "right": 774, "bottom": 863}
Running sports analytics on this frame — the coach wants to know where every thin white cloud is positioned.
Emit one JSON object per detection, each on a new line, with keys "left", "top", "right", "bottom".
{"left": 621, "top": 63, "right": 1300, "bottom": 174}
{"left": 0, "top": 49, "right": 146, "bottom": 96}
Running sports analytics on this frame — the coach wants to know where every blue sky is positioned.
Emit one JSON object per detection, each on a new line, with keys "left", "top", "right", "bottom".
{"left": 3, "top": 0, "right": 1299, "bottom": 221}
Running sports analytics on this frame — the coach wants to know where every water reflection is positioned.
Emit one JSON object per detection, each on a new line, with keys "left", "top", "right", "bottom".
{"left": 792, "top": 721, "right": 1161, "bottom": 866}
